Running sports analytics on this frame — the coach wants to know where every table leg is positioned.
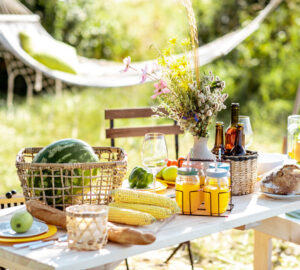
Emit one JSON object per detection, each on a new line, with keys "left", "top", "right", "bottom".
{"left": 253, "top": 230, "right": 272, "bottom": 270}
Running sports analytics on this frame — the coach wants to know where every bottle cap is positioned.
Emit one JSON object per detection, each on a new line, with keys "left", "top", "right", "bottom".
{"left": 209, "top": 162, "right": 230, "bottom": 171}
{"left": 206, "top": 168, "right": 228, "bottom": 178}
{"left": 178, "top": 167, "right": 198, "bottom": 176}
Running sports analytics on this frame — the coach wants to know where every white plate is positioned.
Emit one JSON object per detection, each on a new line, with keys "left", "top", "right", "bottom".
{"left": 257, "top": 153, "right": 286, "bottom": 176}
{"left": 122, "top": 179, "right": 166, "bottom": 191}
{"left": 0, "top": 220, "right": 48, "bottom": 238}
{"left": 260, "top": 192, "right": 300, "bottom": 200}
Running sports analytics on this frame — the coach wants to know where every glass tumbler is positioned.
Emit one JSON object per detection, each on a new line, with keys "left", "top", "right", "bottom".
{"left": 66, "top": 204, "right": 108, "bottom": 251}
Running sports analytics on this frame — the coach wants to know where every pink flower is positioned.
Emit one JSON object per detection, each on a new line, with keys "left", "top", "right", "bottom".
{"left": 151, "top": 80, "right": 171, "bottom": 99}
{"left": 122, "top": 56, "right": 131, "bottom": 72}
{"left": 150, "top": 61, "right": 159, "bottom": 73}
{"left": 140, "top": 65, "right": 148, "bottom": 83}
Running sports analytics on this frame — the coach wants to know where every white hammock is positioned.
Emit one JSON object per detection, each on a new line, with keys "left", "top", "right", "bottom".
{"left": 0, "top": 0, "right": 282, "bottom": 105}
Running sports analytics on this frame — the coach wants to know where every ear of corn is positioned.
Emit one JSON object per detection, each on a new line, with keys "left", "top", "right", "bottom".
{"left": 109, "top": 202, "right": 172, "bottom": 220}
{"left": 108, "top": 206, "right": 156, "bottom": 226}
{"left": 111, "top": 189, "right": 180, "bottom": 214}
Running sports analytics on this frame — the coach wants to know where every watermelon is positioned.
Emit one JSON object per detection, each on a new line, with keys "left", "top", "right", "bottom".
{"left": 30, "top": 139, "right": 99, "bottom": 207}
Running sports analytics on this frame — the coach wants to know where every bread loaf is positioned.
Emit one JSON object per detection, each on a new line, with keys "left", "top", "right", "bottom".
{"left": 26, "top": 200, "right": 66, "bottom": 228}
{"left": 26, "top": 200, "right": 156, "bottom": 245}
{"left": 260, "top": 164, "right": 300, "bottom": 195}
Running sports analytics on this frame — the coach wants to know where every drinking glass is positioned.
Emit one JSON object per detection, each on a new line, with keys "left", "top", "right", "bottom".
{"left": 287, "top": 115, "right": 300, "bottom": 161}
{"left": 238, "top": 115, "right": 253, "bottom": 149}
{"left": 142, "top": 133, "right": 168, "bottom": 187}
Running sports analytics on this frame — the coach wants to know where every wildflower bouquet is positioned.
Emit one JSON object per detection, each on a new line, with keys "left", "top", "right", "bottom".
{"left": 123, "top": 0, "right": 228, "bottom": 139}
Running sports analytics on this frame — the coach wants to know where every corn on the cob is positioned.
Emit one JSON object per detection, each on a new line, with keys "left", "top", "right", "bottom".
{"left": 108, "top": 206, "right": 156, "bottom": 226}
{"left": 111, "top": 189, "right": 180, "bottom": 214}
{"left": 109, "top": 202, "right": 172, "bottom": 220}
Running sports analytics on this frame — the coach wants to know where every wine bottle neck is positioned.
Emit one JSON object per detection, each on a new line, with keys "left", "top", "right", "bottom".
{"left": 231, "top": 107, "right": 239, "bottom": 126}
{"left": 215, "top": 127, "right": 224, "bottom": 146}
{"left": 235, "top": 127, "right": 243, "bottom": 146}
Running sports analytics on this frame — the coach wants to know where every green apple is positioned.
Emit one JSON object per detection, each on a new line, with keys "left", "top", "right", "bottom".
{"left": 10, "top": 211, "right": 33, "bottom": 233}
{"left": 162, "top": 166, "right": 178, "bottom": 181}
{"left": 156, "top": 167, "right": 167, "bottom": 179}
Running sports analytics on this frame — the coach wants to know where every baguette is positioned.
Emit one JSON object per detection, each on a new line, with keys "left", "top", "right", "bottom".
{"left": 26, "top": 200, "right": 66, "bottom": 228}
{"left": 26, "top": 200, "right": 156, "bottom": 245}
{"left": 107, "top": 222, "right": 155, "bottom": 245}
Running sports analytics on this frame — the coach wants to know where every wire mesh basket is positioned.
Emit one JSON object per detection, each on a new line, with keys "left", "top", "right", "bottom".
{"left": 16, "top": 147, "right": 127, "bottom": 210}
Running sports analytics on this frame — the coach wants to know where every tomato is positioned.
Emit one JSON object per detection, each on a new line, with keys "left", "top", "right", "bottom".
{"left": 167, "top": 160, "right": 172, "bottom": 166}
{"left": 171, "top": 160, "right": 178, "bottom": 166}
{"left": 177, "top": 157, "right": 185, "bottom": 168}
{"left": 167, "top": 160, "right": 178, "bottom": 166}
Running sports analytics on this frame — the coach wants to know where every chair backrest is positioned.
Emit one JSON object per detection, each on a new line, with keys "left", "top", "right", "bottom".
{"left": 0, "top": 195, "right": 25, "bottom": 209}
{"left": 105, "top": 107, "right": 184, "bottom": 159}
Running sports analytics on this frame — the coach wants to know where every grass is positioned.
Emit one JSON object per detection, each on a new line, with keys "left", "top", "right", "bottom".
{"left": 115, "top": 230, "right": 300, "bottom": 269}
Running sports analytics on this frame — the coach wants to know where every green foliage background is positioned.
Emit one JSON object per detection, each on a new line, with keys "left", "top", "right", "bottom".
{"left": 19, "top": 0, "right": 300, "bottom": 129}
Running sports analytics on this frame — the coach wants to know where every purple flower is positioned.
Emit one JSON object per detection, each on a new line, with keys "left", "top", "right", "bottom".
{"left": 122, "top": 56, "right": 131, "bottom": 72}
{"left": 193, "top": 113, "right": 199, "bottom": 122}
{"left": 140, "top": 65, "right": 148, "bottom": 83}
{"left": 151, "top": 80, "right": 171, "bottom": 99}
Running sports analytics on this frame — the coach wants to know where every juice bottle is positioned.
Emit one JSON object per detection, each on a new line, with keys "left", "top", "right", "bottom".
{"left": 176, "top": 167, "right": 200, "bottom": 214}
{"left": 204, "top": 168, "right": 229, "bottom": 215}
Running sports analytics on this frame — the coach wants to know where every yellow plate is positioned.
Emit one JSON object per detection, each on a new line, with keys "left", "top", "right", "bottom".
{"left": 0, "top": 224, "right": 57, "bottom": 243}
{"left": 156, "top": 178, "right": 176, "bottom": 186}
{"left": 122, "top": 179, "right": 168, "bottom": 193}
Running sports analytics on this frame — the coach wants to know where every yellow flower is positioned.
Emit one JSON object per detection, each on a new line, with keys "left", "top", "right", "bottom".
{"left": 169, "top": 38, "right": 177, "bottom": 45}
{"left": 163, "top": 47, "right": 172, "bottom": 57}
{"left": 181, "top": 38, "right": 191, "bottom": 48}
{"left": 170, "top": 61, "right": 179, "bottom": 71}
{"left": 177, "top": 56, "right": 188, "bottom": 67}
{"left": 158, "top": 56, "right": 167, "bottom": 67}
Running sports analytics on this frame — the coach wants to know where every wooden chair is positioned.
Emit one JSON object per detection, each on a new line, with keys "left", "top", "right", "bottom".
{"left": 105, "top": 107, "right": 184, "bottom": 159}
{"left": 105, "top": 107, "right": 196, "bottom": 269}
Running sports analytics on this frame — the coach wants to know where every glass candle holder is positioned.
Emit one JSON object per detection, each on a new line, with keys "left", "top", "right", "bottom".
{"left": 66, "top": 204, "right": 108, "bottom": 251}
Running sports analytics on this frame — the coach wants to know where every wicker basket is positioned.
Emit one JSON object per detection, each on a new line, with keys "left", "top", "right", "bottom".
{"left": 224, "top": 151, "right": 258, "bottom": 196}
{"left": 16, "top": 147, "right": 127, "bottom": 210}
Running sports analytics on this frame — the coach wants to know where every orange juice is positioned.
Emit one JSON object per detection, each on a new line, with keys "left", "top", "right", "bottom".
{"left": 205, "top": 168, "right": 229, "bottom": 215}
{"left": 176, "top": 167, "right": 200, "bottom": 214}
{"left": 204, "top": 184, "right": 229, "bottom": 214}
{"left": 176, "top": 183, "right": 200, "bottom": 214}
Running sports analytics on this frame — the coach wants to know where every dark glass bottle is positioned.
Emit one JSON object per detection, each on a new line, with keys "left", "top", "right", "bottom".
{"left": 225, "top": 103, "right": 240, "bottom": 155}
{"left": 230, "top": 123, "right": 246, "bottom": 156}
{"left": 212, "top": 121, "right": 225, "bottom": 156}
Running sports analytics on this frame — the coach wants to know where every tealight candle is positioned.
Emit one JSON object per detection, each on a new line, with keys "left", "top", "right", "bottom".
{"left": 66, "top": 204, "right": 108, "bottom": 251}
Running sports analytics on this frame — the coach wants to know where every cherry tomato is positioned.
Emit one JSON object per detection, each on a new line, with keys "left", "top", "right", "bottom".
{"left": 167, "top": 160, "right": 172, "bottom": 166}
{"left": 171, "top": 160, "right": 178, "bottom": 167}
{"left": 177, "top": 157, "right": 185, "bottom": 167}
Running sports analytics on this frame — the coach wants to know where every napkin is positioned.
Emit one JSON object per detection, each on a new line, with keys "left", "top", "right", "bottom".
{"left": 286, "top": 210, "right": 300, "bottom": 220}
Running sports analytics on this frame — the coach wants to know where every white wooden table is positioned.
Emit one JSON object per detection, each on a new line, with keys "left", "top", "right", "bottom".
{"left": 1, "top": 193, "right": 300, "bottom": 270}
